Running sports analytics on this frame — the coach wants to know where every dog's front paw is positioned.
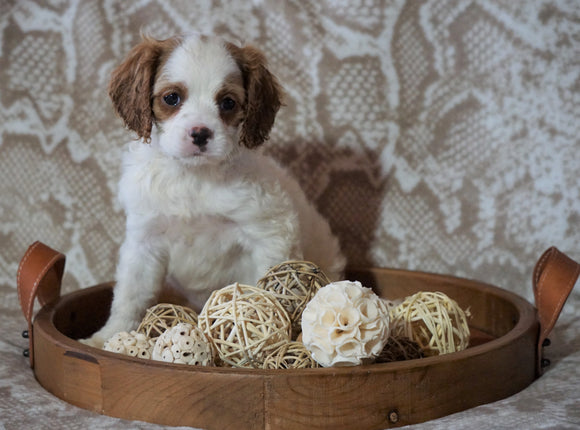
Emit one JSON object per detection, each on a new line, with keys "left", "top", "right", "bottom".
{"left": 79, "top": 334, "right": 106, "bottom": 349}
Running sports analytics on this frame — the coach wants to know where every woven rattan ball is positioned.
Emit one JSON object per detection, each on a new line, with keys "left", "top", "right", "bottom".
{"left": 256, "top": 260, "right": 330, "bottom": 339}
{"left": 262, "top": 341, "right": 320, "bottom": 369}
{"left": 198, "top": 283, "right": 292, "bottom": 368}
{"left": 136, "top": 303, "right": 198, "bottom": 339}
{"left": 390, "top": 291, "right": 470, "bottom": 357}
{"left": 375, "top": 336, "right": 424, "bottom": 363}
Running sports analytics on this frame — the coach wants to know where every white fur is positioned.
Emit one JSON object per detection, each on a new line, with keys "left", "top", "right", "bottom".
{"left": 85, "top": 35, "right": 345, "bottom": 347}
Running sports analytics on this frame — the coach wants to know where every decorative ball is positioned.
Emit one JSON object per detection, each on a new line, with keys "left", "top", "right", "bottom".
{"left": 301, "top": 280, "right": 390, "bottom": 367}
{"left": 136, "top": 303, "right": 198, "bottom": 339}
{"left": 375, "top": 336, "right": 424, "bottom": 363}
{"left": 262, "top": 341, "right": 320, "bottom": 369}
{"left": 103, "top": 330, "right": 155, "bottom": 359}
{"left": 151, "top": 322, "right": 213, "bottom": 366}
{"left": 257, "top": 260, "right": 330, "bottom": 339}
{"left": 198, "top": 283, "right": 292, "bottom": 368}
{"left": 390, "top": 291, "right": 470, "bottom": 356}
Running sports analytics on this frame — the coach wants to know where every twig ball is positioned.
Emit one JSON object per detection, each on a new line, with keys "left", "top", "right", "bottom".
{"left": 152, "top": 323, "right": 213, "bottom": 366}
{"left": 262, "top": 341, "right": 320, "bottom": 369}
{"left": 103, "top": 330, "right": 155, "bottom": 359}
{"left": 375, "top": 336, "right": 424, "bottom": 363}
{"left": 257, "top": 260, "right": 330, "bottom": 339}
{"left": 136, "top": 303, "right": 198, "bottom": 339}
{"left": 301, "top": 280, "right": 390, "bottom": 367}
{"left": 390, "top": 291, "right": 470, "bottom": 356}
{"left": 198, "top": 283, "right": 292, "bottom": 368}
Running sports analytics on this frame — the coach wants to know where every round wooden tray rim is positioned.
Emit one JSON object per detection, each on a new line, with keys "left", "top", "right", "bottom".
{"left": 31, "top": 267, "right": 540, "bottom": 429}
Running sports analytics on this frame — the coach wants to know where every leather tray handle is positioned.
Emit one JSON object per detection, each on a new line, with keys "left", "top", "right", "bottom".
{"left": 533, "top": 247, "right": 580, "bottom": 375}
{"left": 17, "top": 241, "right": 66, "bottom": 368}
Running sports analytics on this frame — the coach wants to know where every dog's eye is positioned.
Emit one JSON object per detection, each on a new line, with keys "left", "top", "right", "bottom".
{"left": 219, "top": 97, "right": 236, "bottom": 111}
{"left": 163, "top": 93, "right": 181, "bottom": 107}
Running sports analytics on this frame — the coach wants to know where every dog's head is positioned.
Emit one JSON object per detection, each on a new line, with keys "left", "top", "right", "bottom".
{"left": 109, "top": 34, "right": 283, "bottom": 164}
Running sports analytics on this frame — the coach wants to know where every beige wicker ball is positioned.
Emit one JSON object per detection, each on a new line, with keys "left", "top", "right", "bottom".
{"left": 262, "top": 341, "right": 320, "bottom": 369}
{"left": 136, "top": 303, "right": 198, "bottom": 339}
{"left": 390, "top": 291, "right": 470, "bottom": 357}
{"left": 198, "top": 283, "right": 292, "bottom": 368}
{"left": 257, "top": 260, "right": 330, "bottom": 339}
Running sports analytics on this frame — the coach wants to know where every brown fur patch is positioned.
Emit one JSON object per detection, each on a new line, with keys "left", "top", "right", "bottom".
{"left": 108, "top": 36, "right": 181, "bottom": 141}
{"left": 152, "top": 83, "right": 189, "bottom": 123}
{"left": 215, "top": 72, "right": 246, "bottom": 127}
{"left": 225, "top": 43, "right": 284, "bottom": 148}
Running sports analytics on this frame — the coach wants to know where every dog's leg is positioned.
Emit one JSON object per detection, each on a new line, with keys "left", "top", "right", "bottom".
{"left": 81, "top": 238, "right": 167, "bottom": 348}
{"left": 243, "top": 215, "right": 303, "bottom": 280}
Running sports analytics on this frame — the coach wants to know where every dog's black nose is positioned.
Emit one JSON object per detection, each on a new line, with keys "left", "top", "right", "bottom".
{"left": 190, "top": 127, "right": 213, "bottom": 147}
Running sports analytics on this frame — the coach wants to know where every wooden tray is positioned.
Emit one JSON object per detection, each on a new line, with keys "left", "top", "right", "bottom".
{"left": 17, "top": 242, "right": 579, "bottom": 430}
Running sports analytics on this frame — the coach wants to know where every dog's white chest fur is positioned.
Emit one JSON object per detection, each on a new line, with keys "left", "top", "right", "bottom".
{"left": 119, "top": 142, "right": 306, "bottom": 307}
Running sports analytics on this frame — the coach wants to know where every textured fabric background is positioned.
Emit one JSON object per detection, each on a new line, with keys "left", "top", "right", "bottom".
{"left": 1, "top": 1, "right": 579, "bottom": 429}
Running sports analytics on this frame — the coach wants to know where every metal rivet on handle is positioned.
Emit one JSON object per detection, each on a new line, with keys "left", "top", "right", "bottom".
{"left": 22, "top": 330, "right": 29, "bottom": 339}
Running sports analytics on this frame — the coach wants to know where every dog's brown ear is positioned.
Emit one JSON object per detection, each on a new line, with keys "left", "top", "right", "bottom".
{"left": 227, "top": 44, "right": 284, "bottom": 149}
{"left": 108, "top": 36, "right": 179, "bottom": 141}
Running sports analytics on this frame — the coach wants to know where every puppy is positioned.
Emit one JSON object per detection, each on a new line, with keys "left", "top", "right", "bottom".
{"left": 84, "top": 34, "right": 345, "bottom": 347}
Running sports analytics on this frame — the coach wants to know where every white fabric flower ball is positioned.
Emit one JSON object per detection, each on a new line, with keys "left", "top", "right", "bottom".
{"left": 152, "top": 322, "right": 214, "bottom": 366}
{"left": 103, "top": 330, "right": 155, "bottom": 359}
{"left": 301, "top": 280, "right": 390, "bottom": 367}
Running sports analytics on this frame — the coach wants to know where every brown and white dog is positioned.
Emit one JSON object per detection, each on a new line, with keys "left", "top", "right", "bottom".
{"left": 84, "top": 34, "right": 345, "bottom": 347}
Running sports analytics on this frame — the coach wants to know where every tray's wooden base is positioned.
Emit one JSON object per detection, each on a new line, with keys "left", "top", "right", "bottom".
{"left": 32, "top": 268, "right": 538, "bottom": 430}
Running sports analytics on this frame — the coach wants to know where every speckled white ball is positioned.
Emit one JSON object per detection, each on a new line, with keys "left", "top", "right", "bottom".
{"left": 152, "top": 323, "right": 214, "bottom": 366}
{"left": 103, "top": 330, "right": 155, "bottom": 359}
{"left": 301, "top": 280, "right": 390, "bottom": 367}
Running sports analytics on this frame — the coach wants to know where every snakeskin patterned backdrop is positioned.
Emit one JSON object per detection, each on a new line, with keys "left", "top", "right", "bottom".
{"left": 1, "top": 1, "right": 579, "bottom": 429}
